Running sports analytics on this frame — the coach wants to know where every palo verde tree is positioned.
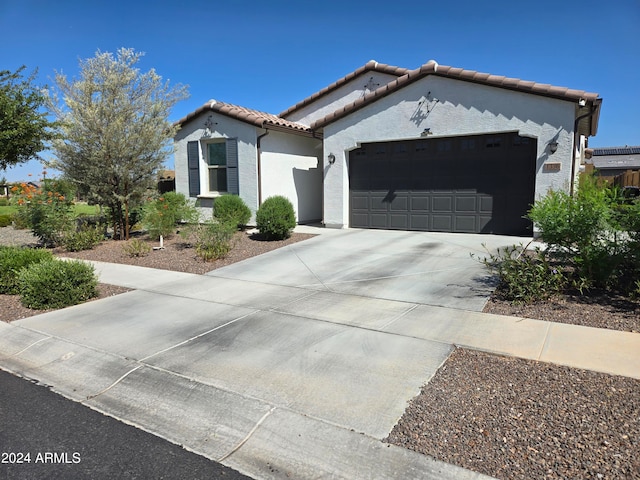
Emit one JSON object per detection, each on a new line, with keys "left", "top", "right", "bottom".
{"left": 0, "top": 66, "right": 57, "bottom": 170}
{"left": 49, "top": 48, "right": 188, "bottom": 239}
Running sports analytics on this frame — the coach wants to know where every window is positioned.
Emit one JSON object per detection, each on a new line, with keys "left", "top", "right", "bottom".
{"left": 207, "top": 142, "right": 227, "bottom": 192}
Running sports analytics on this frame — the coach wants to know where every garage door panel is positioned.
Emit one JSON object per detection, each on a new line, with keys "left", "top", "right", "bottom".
{"left": 411, "top": 196, "right": 430, "bottom": 212}
{"left": 432, "top": 215, "right": 453, "bottom": 231}
{"left": 455, "top": 216, "right": 477, "bottom": 233}
{"left": 351, "top": 195, "right": 369, "bottom": 210}
{"left": 390, "top": 214, "right": 409, "bottom": 229}
{"left": 389, "top": 194, "right": 409, "bottom": 211}
{"left": 349, "top": 133, "right": 535, "bottom": 235}
{"left": 432, "top": 196, "right": 453, "bottom": 212}
{"left": 410, "top": 215, "right": 429, "bottom": 230}
{"left": 369, "top": 194, "right": 389, "bottom": 211}
{"left": 370, "top": 214, "right": 388, "bottom": 228}
{"left": 455, "top": 196, "right": 477, "bottom": 213}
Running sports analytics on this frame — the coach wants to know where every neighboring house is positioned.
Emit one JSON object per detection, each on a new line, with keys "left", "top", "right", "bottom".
{"left": 585, "top": 146, "right": 640, "bottom": 178}
{"left": 174, "top": 60, "right": 601, "bottom": 236}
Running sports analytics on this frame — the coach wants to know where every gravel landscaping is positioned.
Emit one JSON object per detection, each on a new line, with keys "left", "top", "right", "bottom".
{"left": 2, "top": 225, "right": 639, "bottom": 479}
{"left": 386, "top": 348, "right": 640, "bottom": 480}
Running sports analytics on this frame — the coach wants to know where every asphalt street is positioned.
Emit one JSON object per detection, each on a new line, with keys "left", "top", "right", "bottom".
{"left": 0, "top": 369, "right": 251, "bottom": 480}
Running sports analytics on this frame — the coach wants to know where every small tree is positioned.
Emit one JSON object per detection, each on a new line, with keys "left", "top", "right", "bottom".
{"left": 49, "top": 48, "right": 189, "bottom": 239}
{"left": 0, "top": 66, "right": 57, "bottom": 170}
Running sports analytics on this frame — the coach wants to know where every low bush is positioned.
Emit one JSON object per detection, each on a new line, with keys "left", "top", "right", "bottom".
{"left": 0, "top": 214, "right": 11, "bottom": 227}
{"left": 18, "top": 259, "right": 98, "bottom": 309}
{"left": 213, "top": 195, "right": 251, "bottom": 229}
{"left": 528, "top": 175, "right": 640, "bottom": 294}
{"left": 63, "top": 225, "right": 104, "bottom": 252}
{"left": 0, "top": 198, "right": 8, "bottom": 206}
{"left": 0, "top": 246, "right": 53, "bottom": 294}
{"left": 122, "top": 238, "right": 152, "bottom": 257}
{"left": 475, "top": 243, "right": 565, "bottom": 304}
{"left": 142, "top": 192, "right": 198, "bottom": 240}
{"left": 256, "top": 195, "right": 296, "bottom": 240}
{"left": 11, "top": 209, "right": 30, "bottom": 229}
{"left": 182, "top": 221, "right": 236, "bottom": 261}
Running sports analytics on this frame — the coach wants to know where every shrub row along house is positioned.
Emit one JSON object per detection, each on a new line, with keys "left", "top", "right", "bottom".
{"left": 173, "top": 60, "right": 601, "bottom": 236}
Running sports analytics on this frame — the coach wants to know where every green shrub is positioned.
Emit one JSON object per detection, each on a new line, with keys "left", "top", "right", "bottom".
{"left": 0, "top": 198, "right": 8, "bottom": 207}
{"left": 122, "top": 238, "right": 152, "bottom": 257}
{"left": 182, "top": 221, "right": 236, "bottom": 261}
{"left": 0, "top": 214, "right": 11, "bottom": 227}
{"left": 11, "top": 209, "right": 30, "bottom": 229}
{"left": 142, "top": 192, "right": 198, "bottom": 240}
{"left": 0, "top": 246, "right": 53, "bottom": 294}
{"left": 256, "top": 195, "right": 296, "bottom": 240}
{"left": 213, "top": 195, "right": 251, "bottom": 229}
{"left": 475, "top": 243, "right": 565, "bottom": 304}
{"left": 18, "top": 259, "right": 98, "bottom": 309}
{"left": 63, "top": 225, "right": 104, "bottom": 252}
{"left": 527, "top": 175, "right": 634, "bottom": 292}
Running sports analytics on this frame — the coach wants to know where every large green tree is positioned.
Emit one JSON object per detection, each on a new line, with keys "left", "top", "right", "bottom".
{"left": 49, "top": 48, "right": 189, "bottom": 239}
{"left": 0, "top": 66, "right": 57, "bottom": 170}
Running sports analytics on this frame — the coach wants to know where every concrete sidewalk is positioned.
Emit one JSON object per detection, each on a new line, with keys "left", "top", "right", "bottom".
{"left": 87, "top": 259, "right": 640, "bottom": 380}
{"left": 1, "top": 228, "right": 639, "bottom": 480}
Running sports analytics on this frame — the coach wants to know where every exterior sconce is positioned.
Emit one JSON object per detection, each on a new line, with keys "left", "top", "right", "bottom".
{"left": 421, "top": 128, "right": 432, "bottom": 137}
{"left": 549, "top": 141, "right": 558, "bottom": 154}
{"left": 328, "top": 153, "right": 336, "bottom": 164}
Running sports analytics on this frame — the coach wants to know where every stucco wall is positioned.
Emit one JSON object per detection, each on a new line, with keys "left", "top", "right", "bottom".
{"left": 174, "top": 112, "right": 258, "bottom": 220}
{"left": 322, "top": 75, "right": 578, "bottom": 227}
{"left": 284, "top": 72, "right": 400, "bottom": 126}
{"left": 260, "top": 131, "right": 323, "bottom": 223}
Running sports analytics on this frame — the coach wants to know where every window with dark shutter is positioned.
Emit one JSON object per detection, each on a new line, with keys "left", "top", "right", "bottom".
{"left": 187, "top": 141, "right": 200, "bottom": 197}
{"left": 226, "top": 138, "right": 239, "bottom": 194}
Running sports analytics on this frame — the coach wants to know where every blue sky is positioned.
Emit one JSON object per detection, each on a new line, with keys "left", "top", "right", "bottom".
{"left": 1, "top": 0, "right": 638, "bottom": 182}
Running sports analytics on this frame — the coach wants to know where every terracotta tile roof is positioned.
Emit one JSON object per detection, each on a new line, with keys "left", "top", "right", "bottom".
{"left": 278, "top": 60, "right": 410, "bottom": 118}
{"left": 174, "top": 100, "right": 318, "bottom": 137}
{"left": 310, "top": 61, "right": 601, "bottom": 130}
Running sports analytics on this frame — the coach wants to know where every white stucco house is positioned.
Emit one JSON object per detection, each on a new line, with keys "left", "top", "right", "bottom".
{"left": 174, "top": 60, "right": 601, "bottom": 236}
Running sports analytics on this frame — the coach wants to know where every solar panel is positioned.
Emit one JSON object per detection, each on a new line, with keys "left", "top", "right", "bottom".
{"left": 592, "top": 146, "right": 640, "bottom": 156}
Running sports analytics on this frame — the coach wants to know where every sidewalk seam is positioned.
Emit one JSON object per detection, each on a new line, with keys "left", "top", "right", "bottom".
{"left": 216, "top": 406, "right": 277, "bottom": 462}
{"left": 536, "top": 321, "right": 553, "bottom": 361}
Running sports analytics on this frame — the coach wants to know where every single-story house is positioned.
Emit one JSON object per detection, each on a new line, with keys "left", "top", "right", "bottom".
{"left": 585, "top": 146, "right": 640, "bottom": 178}
{"left": 174, "top": 59, "right": 601, "bottom": 236}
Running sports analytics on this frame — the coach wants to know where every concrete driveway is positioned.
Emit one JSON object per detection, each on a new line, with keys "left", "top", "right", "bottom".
{"left": 209, "top": 228, "right": 528, "bottom": 311}
{"left": 1, "top": 228, "right": 530, "bottom": 479}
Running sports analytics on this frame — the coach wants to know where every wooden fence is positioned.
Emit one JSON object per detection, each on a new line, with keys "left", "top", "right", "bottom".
{"left": 581, "top": 165, "right": 640, "bottom": 188}
{"left": 612, "top": 170, "right": 640, "bottom": 188}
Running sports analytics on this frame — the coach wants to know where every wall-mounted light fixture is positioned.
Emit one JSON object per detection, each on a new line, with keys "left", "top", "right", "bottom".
{"left": 328, "top": 153, "right": 336, "bottom": 164}
{"left": 421, "top": 128, "right": 432, "bottom": 137}
{"left": 548, "top": 141, "right": 559, "bottom": 154}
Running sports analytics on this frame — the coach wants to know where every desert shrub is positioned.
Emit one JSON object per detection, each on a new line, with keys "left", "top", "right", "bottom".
{"left": 256, "top": 195, "right": 296, "bottom": 240}
{"left": 10, "top": 181, "right": 74, "bottom": 246}
{"left": 10, "top": 209, "right": 30, "bottom": 229}
{"left": 122, "top": 238, "right": 152, "bottom": 257}
{"left": 475, "top": 243, "right": 565, "bottom": 304}
{"left": 213, "top": 195, "right": 251, "bottom": 229}
{"left": 18, "top": 259, "right": 98, "bottom": 309}
{"left": 182, "top": 221, "right": 236, "bottom": 261}
{"left": 63, "top": 225, "right": 104, "bottom": 252}
{"left": 0, "top": 246, "right": 53, "bottom": 294}
{"left": 0, "top": 214, "right": 11, "bottom": 227}
{"left": 527, "top": 175, "right": 635, "bottom": 292}
{"left": 142, "top": 192, "right": 198, "bottom": 240}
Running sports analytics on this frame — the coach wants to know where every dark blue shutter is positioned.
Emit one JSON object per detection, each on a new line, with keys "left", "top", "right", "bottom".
{"left": 187, "top": 141, "right": 200, "bottom": 197}
{"left": 226, "top": 138, "right": 239, "bottom": 194}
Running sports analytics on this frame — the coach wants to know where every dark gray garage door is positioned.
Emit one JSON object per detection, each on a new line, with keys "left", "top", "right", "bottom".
{"left": 349, "top": 132, "right": 536, "bottom": 235}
